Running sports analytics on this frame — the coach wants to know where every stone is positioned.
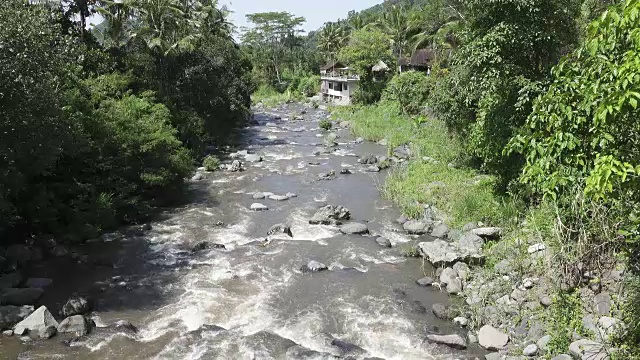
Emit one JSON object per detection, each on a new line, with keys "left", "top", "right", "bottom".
{"left": 0, "top": 273, "right": 23, "bottom": 289}
{"left": 440, "top": 267, "right": 463, "bottom": 294}
{"left": 192, "top": 241, "right": 225, "bottom": 252}
{"left": 244, "top": 154, "right": 263, "bottom": 163}
{"left": 228, "top": 160, "right": 244, "bottom": 172}
{"left": 39, "top": 325, "right": 57, "bottom": 339}
{"left": 359, "top": 154, "right": 378, "bottom": 165}
{"left": 494, "top": 260, "right": 512, "bottom": 275}
{"left": 318, "top": 170, "right": 337, "bottom": 180}
{"left": 24, "top": 278, "right": 53, "bottom": 290}
{"left": 416, "top": 277, "right": 434, "bottom": 287}
{"left": 340, "top": 168, "right": 352, "bottom": 175}
{"left": 309, "top": 205, "right": 351, "bottom": 225}
{"left": 453, "top": 262, "right": 470, "bottom": 280}
{"left": 253, "top": 192, "right": 266, "bottom": 199}
{"left": 431, "top": 223, "right": 450, "bottom": 238}
{"left": 471, "top": 227, "right": 502, "bottom": 239}
{"left": 269, "top": 195, "right": 289, "bottom": 201}
{"left": 523, "top": 279, "right": 535, "bottom": 289}
{"left": 250, "top": 203, "right": 269, "bottom": 211}
{"left": 19, "top": 336, "right": 31, "bottom": 342}
{"left": 425, "top": 334, "right": 467, "bottom": 350}
{"left": 396, "top": 215, "right": 409, "bottom": 225}
{"left": 537, "top": 335, "right": 551, "bottom": 351}
{"left": 458, "top": 233, "right": 484, "bottom": 255}
{"left": 523, "top": 343, "right": 538, "bottom": 356}
{"left": 339, "top": 223, "right": 369, "bottom": 235}
{"left": 366, "top": 165, "right": 381, "bottom": 172}
{"left": 539, "top": 294, "right": 552, "bottom": 307}
{"left": 551, "top": 355, "right": 572, "bottom": 360}
{"left": 355, "top": 137, "right": 364, "bottom": 144}
{"left": 377, "top": 138, "right": 388, "bottom": 146}
{"left": 392, "top": 145, "right": 411, "bottom": 159}
{"left": 462, "top": 222, "right": 478, "bottom": 232}
{"left": 301, "top": 261, "right": 328, "bottom": 273}
{"left": 594, "top": 292, "right": 611, "bottom": 315}
{"left": 569, "top": 339, "right": 608, "bottom": 360}
{"left": 52, "top": 245, "right": 69, "bottom": 257}
{"left": 447, "top": 229, "right": 463, "bottom": 242}
{"left": 598, "top": 316, "right": 622, "bottom": 339}
{"left": 484, "top": 353, "right": 501, "bottom": 360}
{"left": 375, "top": 237, "right": 392, "bottom": 248}
{"left": 285, "top": 192, "right": 297, "bottom": 198}
{"left": 418, "top": 240, "right": 464, "bottom": 265}
{"left": 432, "top": 303, "right": 450, "bottom": 320}
{"left": 191, "top": 173, "right": 204, "bottom": 181}
{"left": 511, "top": 289, "right": 527, "bottom": 303}
{"left": 111, "top": 320, "right": 138, "bottom": 335}
{"left": 3, "top": 329, "right": 12, "bottom": 336}
{"left": 478, "top": 325, "right": 509, "bottom": 351}
{"left": 61, "top": 295, "right": 92, "bottom": 317}
{"left": 14, "top": 306, "right": 58, "bottom": 336}
{"left": 0, "top": 305, "right": 33, "bottom": 330}
{"left": 468, "top": 332, "right": 478, "bottom": 344}
{"left": 528, "top": 243, "right": 546, "bottom": 254}
{"left": 0, "top": 288, "right": 44, "bottom": 306}
{"left": 496, "top": 295, "right": 512, "bottom": 306}
{"left": 403, "top": 220, "right": 430, "bottom": 235}
{"left": 453, "top": 317, "right": 469, "bottom": 327}
{"left": 58, "top": 315, "right": 92, "bottom": 336}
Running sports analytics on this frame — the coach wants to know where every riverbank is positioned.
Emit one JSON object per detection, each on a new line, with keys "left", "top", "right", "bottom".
{"left": 334, "top": 102, "right": 629, "bottom": 359}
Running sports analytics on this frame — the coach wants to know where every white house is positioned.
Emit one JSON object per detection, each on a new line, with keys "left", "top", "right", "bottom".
{"left": 320, "top": 62, "right": 360, "bottom": 105}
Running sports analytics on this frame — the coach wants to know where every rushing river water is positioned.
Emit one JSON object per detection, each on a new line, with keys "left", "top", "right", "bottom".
{"left": 1, "top": 104, "right": 484, "bottom": 359}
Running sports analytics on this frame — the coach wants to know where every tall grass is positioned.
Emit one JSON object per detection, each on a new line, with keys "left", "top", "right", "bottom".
{"left": 252, "top": 85, "right": 300, "bottom": 107}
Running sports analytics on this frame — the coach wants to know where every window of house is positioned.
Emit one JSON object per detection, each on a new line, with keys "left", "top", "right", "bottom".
{"left": 335, "top": 83, "right": 342, "bottom": 92}
{"left": 328, "top": 82, "right": 333, "bottom": 90}
{"left": 344, "top": 83, "right": 348, "bottom": 91}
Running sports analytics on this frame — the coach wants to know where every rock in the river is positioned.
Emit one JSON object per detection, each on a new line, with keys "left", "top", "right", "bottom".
{"left": 245, "top": 154, "right": 263, "bottom": 163}
{"left": 418, "top": 240, "right": 464, "bottom": 265}
{"left": 569, "top": 339, "right": 607, "bottom": 360}
{"left": 286, "top": 345, "right": 338, "bottom": 359}
{"left": 453, "top": 317, "right": 469, "bottom": 327}
{"left": 416, "top": 277, "right": 434, "bottom": 287}
{"left": 359, "top": 154, "right": 377, "bottom": 165}
{"left": 339, "top": 223, "right": 369, "bottom": 235}
{"left": 471, "top": 227, "right": 502, "bottom": 239}
{"left": 431, "top": 223, "right": 450, "bottom": 238}
{"left": 0, "top": 305, "right": 33, "bottom": 330}
{"left": 366, "top": 165, "right": 381, "bottom": 172}
{"left": 318, "top": 170, "right": 337, "bottom": 180}
{"left": 453, "top": 262, "right": 470, "bottom": 280}
{"left": 61, "top": 295, "right": 92, "bottom": 317}
{"left": 253, "top": 192, "right": 266, "bottom": 199}
{"left": 439, "top": 267, "right": 463, "bottom": 294}
{"left": 523, "top": 343, "right": 538, "bottom": 356}
{"left": 301, "top": 261, "right": 328, "bottom": 273}
{"left": 286, "top": 192, "right": 298, "bottom": 198}
{"left": 3, "top": 329, "right": 12, "bottom": 336}
{"left": 432, "top": 303, "right": 450, "bottom": 320}
{"left": 24, "top": 278, "right": 52, "bottom": 290}
{"left": 403, "top": 220, "right": 430, "bottom": 235}
{"left": 392, "top": 145, "right": 411, "bottom": 159}
{"left": 14, "top": 306, "right": 58, "bottom": 336}
{"left": 250, "top": 203, "right": 269, "bottom": 211}
{"left": 340, "top": 168, "right": 352, "bottom": 175}
{"left": 0, "top": 273, "right": 24, "bottom": 289}
{"left": 0, "top": 288, "right": 44, "bottom": 306}
{"left": 192, "top": 242, "right": 225, "bottom": 252}
{"left": 425, "top": 334, "right": 467, "bottom": 350}
{"left": 375, "top": 237, "right": 392, "bottom": 248}
{"left": 551, "top": 355, "right": 573, "bottom": 360}
{"left": 309, "top": 205, "right": 351, "bottom": 225}
{"left": 396, "top": 215, "right": 409, "bottom": 225}
{"left": 191, "top": 173, "right": 204, "bottom": 181}
{"left": 39, "top": 325, "right": 56, "bottom": 339}
{"left": 58, "top": 315, "right": 92, "bottom": 336}
{"left": 355, "top": 137, "right": 364, "bottom": 144}
{"left": 329, "top": 337, "right": 367, "bottom": 356}
{"left": 458, "top": 233, "right": 484, "bottom": 255}
{"left": 110, "top": 320, "right": 138, "bottom": 335}
{"left": 478, "top": 325, "right": 509, "bottom": 351}
{"left": 228, "top": 160, "right": 244, "bottom": 172}
{"left": 269, "top": 194, "right": 289, "bottom": 201}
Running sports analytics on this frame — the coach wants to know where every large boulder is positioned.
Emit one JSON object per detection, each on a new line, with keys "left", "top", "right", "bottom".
{"left": 403, "top": 220, "right": 430, "bottom": 235}
{"left": 478, "top": 325, "right": 509, "bottom": 351}
{"left": 245, "top": 154, "right": 263, "bottom": 163}
{"left": 339, "top": 223, "right": 369, "bottom": 235}
{"left": 458, "top": 233, "right": 484, "bottom": 255}
{"left": 439, "top": 267, "right": 462, "bottom": 294}
{"left": 471, "top": 227, "right": 502, "bottom": 239}
{"left": 0, "top": 305, "right": 33, "bottom": 330}
{"left": 13, "top": 306, "right": 58, "bottom": 336}
{"left": 309, "top": 205, "right": 351, "bottom": 225}
{"left": 300, "top": 261, "right": 328, "bottom": 273}
{"left": 57, "top": 315, "right": 92, "bottom": 336}
{"left": 432, "top": 303, "right": 450, "bottom": 320}
{"left": 375, "top": 237, "right": 392, "bottom": 248}
{"left": 569, "top": 339, "right": 607, "bottom": 360}
{"left": 418, "top": 240, "right": 464, "bottom": 265}
{"left": 227, "top": 160, "right": 244, "bottom": 172}
{"left": 250, "top": 203, "right": 269, "bottom": 211}
{"left": 61, "top": 295, "right": 92, "bottom": 317}
{"left": 0, "top": 288, "right": 44, "bottom": 306}
{"left": 358, "top": 154, "right": 377, "bottom": 165}
{"left": 431, "top": 223, "right": 450, "bottom": 238}
{"left": 425, "top": 334, "right": 467, "bottom": 350}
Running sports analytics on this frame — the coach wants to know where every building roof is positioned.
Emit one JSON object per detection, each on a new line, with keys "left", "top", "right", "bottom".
{"left": 399, "top": 48, "right": 435, "bottom": 67}
{"left": 320, "top": 61, "right": 346, "bottom": 71}
{"left": 372, "top": 60, "right": 389, "bottom": 72}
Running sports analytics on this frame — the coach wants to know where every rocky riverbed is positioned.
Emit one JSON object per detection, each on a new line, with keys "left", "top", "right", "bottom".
{"left": 0, "top": 102, "right": 489, "bottom": 359}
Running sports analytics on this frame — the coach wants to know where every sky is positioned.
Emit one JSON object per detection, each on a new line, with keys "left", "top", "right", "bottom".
{"left": 220, "top": 0, "right": 383, "bottom": 34}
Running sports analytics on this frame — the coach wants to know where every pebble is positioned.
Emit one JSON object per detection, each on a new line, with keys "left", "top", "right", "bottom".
{"left": 3, "top": 330, "right": 13, "bottom": 336}
{"left": 523, "top": 343, "right": 538, "bottom": 356}
{"left": 453, "top": 317, "right": 469, "bottom": 327}
{"left": 416, "top": 277, "right": 434, "bottom": 287}
{"left": 250, "top": 203, "right": 268, "bottom": 211}
{"left": 528, "top": 243, "right": 546, "bottom": 254}
{"left": 285, "top": 192, "right": 297, "bottom": 198}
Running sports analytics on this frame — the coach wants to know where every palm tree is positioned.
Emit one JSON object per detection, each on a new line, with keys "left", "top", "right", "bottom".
{"left": 317, "top": 22, "right": 348, "bottom": 64}
{"left": 376, "top": 4, "right": 420, "bottom": 58}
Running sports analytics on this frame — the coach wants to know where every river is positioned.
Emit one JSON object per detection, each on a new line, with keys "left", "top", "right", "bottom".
{"left": 1, "top": 103, "right": 483, "bottom": 359}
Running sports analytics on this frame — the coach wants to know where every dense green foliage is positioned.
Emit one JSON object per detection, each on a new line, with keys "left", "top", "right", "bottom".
{"left": 0, "top": 0, "right": 250, "bottom": 242}
{"left": 382, "top": 71, "right": 430, "bottom": 115}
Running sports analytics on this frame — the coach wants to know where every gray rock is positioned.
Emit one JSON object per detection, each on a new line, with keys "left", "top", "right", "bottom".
{"left": 484, "top": 353, "right": 501, "bottom": 360}
{"left": 52, "top": 245, "right": 69, "bottom": 257}
{"left": 551, "top": 355, "right": 572, "bottom": 360}
{"left": 403, "top": 220, "right": 430, "bottom": 235}
{"left": 440, "top": 267, "right": 463, "bottom": 294}
{"left": 416, "top": 277, "right": 434, "bottom": 287}
{"left": 61, "top": 295, "right": 91, "bottom": 317}
{"left": 425, "top": 334, "right": 467, "bottom": 350}
{"left": 309, "top": 205, "right": 350, "bottom": 225}
{"left": 396, "top": 215, "right": 409, "bottom": 225}
{"left": 24, "top": 278, "right": 52, "bottom": 290}
{"left": 0, "top": 273, "right": 23, "bottom": 289}
{"left": 523, "top": 343, "right": 538, "bottom": 356}
{"left": 527, "top": 243, "right": 546, "bottom": 254}
{"left": 253, "top": 192, "right": 266, "bottom": 199}
{"left": 511, "top": 289, "right": 527, "bottom": 303}
{"left": 453, "top": 317, "right": 469, "bottom": 327}
{"left": 301, "top": 261, "right": 328, "bottom": 273}
{"left": 285, "top": 192, "right": 297, "bottom": 198}
{"left": 340, "top": 168, "right": 352, "bottom": 174}
{"left": 228, "top": 160, "right": 244, "bottom": 172}
{"left": 471, "top": 227, "right": 502, "bottom": 239}
{"left": 594, "top": 292, "right": 611, "bottom": 315}
{"left": 494, "top": 259, "right": 512, "bottom": 275}
{"left": 569, "top": 339, "right": 607, "bottom": 360}
{"left": 355, "top": 137, "right": 364, "bottom": 144}
{"left": 0, "top": 288, "right": 44, "bottom": 306}
{"left": 432, "top": 303, "right": 450, "bottom": 320}
{"left": 447, "top": 229, "right": 463, "bottom": 242}
{"left": 458, "top": 233, "right": 484, "bottom": 255}
{"left": 19, "top": 335, "right": 31, "bottom": 342}
{"left": 286, "top": 345, "right": 339, "bottom": 359}
{"left": 431, "top": 223, "right": 450, "bottom": 238}
{"left": 339, "top": 223, "right": 369, "bottom": 235}
{"left": 453, "top": 262, "right": 470, "bottom": 280}
{"left": 375, "top": 237, "right": 392, "bottom": 248}
{"left": 418, "top": 240, "right": 464, "bottom": 265}
{"left": 318, "top": 170, "right": 337, "bottom": 180}
{"left": 366, "top": 165, "right": 381, "bottom": 172}
{"left": 462, "top": 222, "right": 478, "bottom": 232}
{"left": 478, "top": 325, "right": 509, "bottom": 351}
{"left": 539, "top": 294, "right": 552, "bottom": 307}
{"left": 0, "top": 305, "right": 33, "bottom": 330}
{"left": 110, "top": 320, "right": 138, "bottom": 335}
{"left": 598, "top": 316, "right": 622, "bottom": 339}
{"left": 245, "top": 154, "right": 263, "bottom": 163}
{"left": 14, "top": 306, "right": 58, "bottom": 336}
{"left": 377, "top": 139, "right": 388, "bottom": 146}
{"left": 191, "top": 173, "right": 204, "bottom": 181}
{"left": 392, "top": 145, "right": 411, "bottom": 159}
{"left": 359, "top": 154, "right": 378, "bottom": 165}
{"left": 269, "top": 195, "right": 289, "bottom": 201}
{"left": 3, "top": 329, "right": 12, "bottom": 336}
{"left": 39, "top": 325, "right": 56, "bottom": 339}
{"left": 468, "top": 332, "right": 478, "bottom": 344}
{"left": 58, "top": 315, "right": 92, "bottom": 336}
{"left": 537, "top": 335, "right": 551, "bottom": 351}
{"left": 250, "top": 203, "right": 269, "bottom": 211}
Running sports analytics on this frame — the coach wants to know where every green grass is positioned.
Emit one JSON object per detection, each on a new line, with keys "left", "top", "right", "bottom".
{"left": 251, "top": 85, "right": 302, "bottom": 107}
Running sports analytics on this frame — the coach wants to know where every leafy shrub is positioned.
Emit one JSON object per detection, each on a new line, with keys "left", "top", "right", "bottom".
{"left": 298, "top": 75, "right": 320, "bottom": 97}
{"left": 203, "top": 155, "right": 221, "bottom": 171}
{"left": 382, "top": 71, "right": 430, "bottom": 115}
{"left": 319, "top": 120, "right": 332, "bottom": 131}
